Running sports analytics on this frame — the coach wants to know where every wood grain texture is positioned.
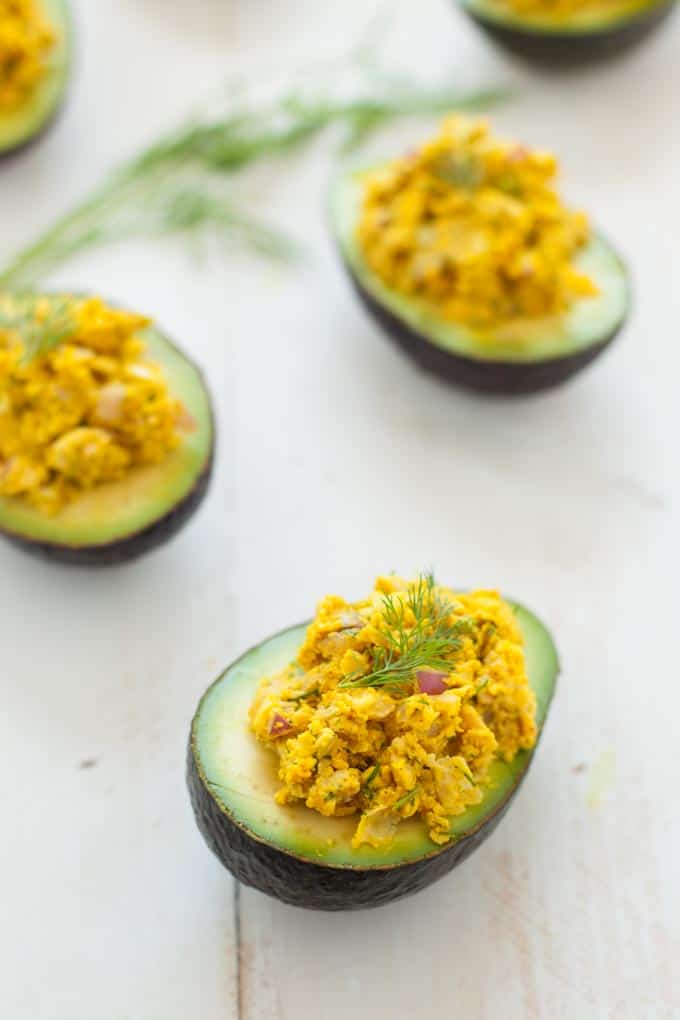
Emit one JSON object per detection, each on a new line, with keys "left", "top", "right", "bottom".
{"left": 1, "top": 0, "right": 679, "bottom": 1017}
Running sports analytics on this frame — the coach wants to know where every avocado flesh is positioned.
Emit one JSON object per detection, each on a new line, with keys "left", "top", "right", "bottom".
{"left": 0, "top": 0, "right": 71, "bottom": 155}
{"left": 0, "top": 326, "right": 214, "bottom": 551}
{"left": 191, "top": 602, "right": 558, "bottom": 871}
{"left": 332, "top": 168, "right": 629, "bottom": 367}
{"left": 460, "top": 0, "right": 672, "bottom": 33}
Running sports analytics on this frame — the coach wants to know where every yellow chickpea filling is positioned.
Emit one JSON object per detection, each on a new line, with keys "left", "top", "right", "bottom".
{"left": 498, "top": 0, "right": 642, "bottom": 16}
{"left": 250, "top": 575, "right": 537, "bottom": 849}
{"left": 0, "top": 0, "right": 55, "bottom": 112}
{"left": 357, "top": 116, "right": 598, "bottom": 329}
{"left": 0, "top": 296, "right": 191, "bottom": 515}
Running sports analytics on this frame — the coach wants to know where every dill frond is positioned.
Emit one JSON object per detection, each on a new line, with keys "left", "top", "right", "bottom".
{"left": 363, "top": 762, "right": 382, "bottom": 789}
{"left": 392, "top": 786, "right": 421, "bottom": 810}
{"left": 0, "top": 60, "right": 510, "bottom": 289}
{"left": 338, "top": 574, "right": 476, "bottom": 691}
{"left": 0, "top": 293, "right": 76, "bottom": 363}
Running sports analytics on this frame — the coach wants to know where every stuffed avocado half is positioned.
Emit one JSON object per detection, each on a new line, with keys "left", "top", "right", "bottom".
{"left": 0, "top": 295, "right": 214, "bottom": 565}
{"left": 0, "top": 0, "right": 72, "bottom": 156}
{"left": 188, "top": 576, "right": 559, "bottom": 911}
{"left": 332, "top": 117, "right": 630, "bottom": 396}
{"left": 458, "top": 0, "right": 676, "bottom": 63}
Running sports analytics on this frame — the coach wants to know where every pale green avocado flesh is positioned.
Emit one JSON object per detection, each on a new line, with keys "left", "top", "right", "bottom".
{"left": 0, "top": 326, "right": 213, "bottom": 548}
{"left": 460, "top": 0, "right": 673, "bottom": 33}
{"left": 193, "top": 602, "right": 559, "bottom": 869}
{"left": 0, "top": 0, "right": 71, "bottom": 154}
{"left": 332, "top": 168, "right": 630, "bottom": 364}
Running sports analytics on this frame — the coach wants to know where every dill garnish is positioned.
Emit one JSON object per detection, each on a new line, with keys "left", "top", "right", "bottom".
{"left": 0, "top": 62, "right": 510, "bottom": 289}
{"left": 363, "top": 762, "right": 382, "bottom": 789}
{"left": 0, "top": 293, "right": 76, "bottom": 363}
{"left": 453, "top": 760, "right": 476, "bottom": 785}
{"left": 392, "top": 786, "right": 421, "bottom": 811}
{"left": 338, "top": 574, "right": 476, "bottom": 690}
{"left": 287, "top": 687, "right": 320, "bottom": 703}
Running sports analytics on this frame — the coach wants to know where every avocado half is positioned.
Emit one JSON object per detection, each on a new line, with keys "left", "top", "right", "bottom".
{"left": 332, "top": 167, "right": 630, "bottom": 395}
{"left": 0, "top": 0, "right": 72, "bottom": 157}
{"left": 0, "top": 324, "right": 215, "bottom": 566}
{"left": 187, "top": 601, "right": 559, "bottom": 911}
{"left": 458, "top": 0, "right": 676, "bottom": 63}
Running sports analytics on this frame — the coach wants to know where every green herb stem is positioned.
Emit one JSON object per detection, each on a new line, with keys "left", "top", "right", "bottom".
{"left": 392, "top": 786, "right": 421, "bottom": 811}
{"left": 0, "top": 66, "right": 510, "bottom": 290}
{"left": 363, "top": 762, "right": 382, "bottom": 788}
{"left": 287, "top": 686, "right": 320, "bottom": 703}
{"left": 339, "top": 574, "right": 476, "bottom": 690}
{"left": 0, "top": 294, "right": 77, "bottom": 362}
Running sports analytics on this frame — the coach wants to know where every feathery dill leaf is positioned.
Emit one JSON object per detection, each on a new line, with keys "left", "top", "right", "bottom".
{"left": 338, "top": 574, "right": 476, "bottom": 690}
{"left": 0, "top": 294, "right": 76, "bottom": 363}
{"left": 0, "top": 61, "right": 510, "bottom": 289}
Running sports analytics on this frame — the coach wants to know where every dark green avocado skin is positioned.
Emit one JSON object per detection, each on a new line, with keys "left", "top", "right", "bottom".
{"left": 0, "top": 451, "right": 213, "bottom": 566}
{"left": 461, "top": 0, "right": 676, "bottom": 64}
{"left": 344, "top": 262, "right": 623, "bottom": 395}
{"left": 188, "top": 742, "right": 529, "bottom": 912}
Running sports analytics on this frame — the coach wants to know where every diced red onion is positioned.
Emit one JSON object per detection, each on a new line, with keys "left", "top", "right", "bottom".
{"left": 269, "top": 712, "right": 292, "bottom": 737}
{"left": 508, "top": 145, "right": 528, "bottom": 164}
{"left": 416, "top": 670, "right": 448, "bottom": 695}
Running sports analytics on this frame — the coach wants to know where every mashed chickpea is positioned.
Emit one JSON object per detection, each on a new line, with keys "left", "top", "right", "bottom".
{"left": 0, "top": 0, "right": 55, "bottom": 112}
{"left": 250, "top": 575, "right": 537, "bottom": 849}
{"left": 498, "top": 0, "right": 641, "bottom": 17}
{"left": 357, "top": 116, "right": 597, "bottom": 329}
{"left": 0, "top": 296, "right": 190, "bottom": 514}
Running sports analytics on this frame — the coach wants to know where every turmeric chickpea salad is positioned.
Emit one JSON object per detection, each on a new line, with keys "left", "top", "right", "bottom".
{"left": 249, "top": 575, "right": 538, "bottom": 851}
{"left": 502, "top": 0, "right": 654, "bottom": 14}
{"left": 0, "top": 295, "right": 192, "bottom": 515}
{"left": 0, "top": 293, "right": 213, "bottom": 555}
{"left": 0, "top": 0, "right": 55, "bottom": 113}
{"left": 0, "top": 0, "right": 70, "bottom": 157}
{"left": 357, "top": 116, "right": 596, "bottom": 330}
{"left": 465, "top": 0, "right": 667, "bottom": 28}
{"left": 332, "top": 116, "right": 629, "bottom": 365}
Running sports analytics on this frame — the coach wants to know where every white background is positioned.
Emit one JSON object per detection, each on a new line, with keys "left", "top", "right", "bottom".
{"left": 1, "top": 2, "right": 679, "bottom": 1018}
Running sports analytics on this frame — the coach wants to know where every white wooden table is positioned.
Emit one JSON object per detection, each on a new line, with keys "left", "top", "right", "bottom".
{"left": 1, "top": 2, "right": 679, "bottom": 1017}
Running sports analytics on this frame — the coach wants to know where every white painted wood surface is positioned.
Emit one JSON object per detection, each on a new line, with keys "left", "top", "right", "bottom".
{"left": 1, "top": 2, "right": 679, "bottom": 1017}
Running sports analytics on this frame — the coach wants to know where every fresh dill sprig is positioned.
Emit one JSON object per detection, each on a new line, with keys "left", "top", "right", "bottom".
{"left": 392, "top": 786, "right": 421, "bottom": 811}
{"left": 0, "top": 293, "right": 76, "bottom": 363}
{"left": 0, "top": 62, "right": 510, "bottom": 289}
{"left": 363, "top": 762, "right": 382, "bottom": 789}
{"left": 338, "top": 574, "right": 476, "bottom": 690}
